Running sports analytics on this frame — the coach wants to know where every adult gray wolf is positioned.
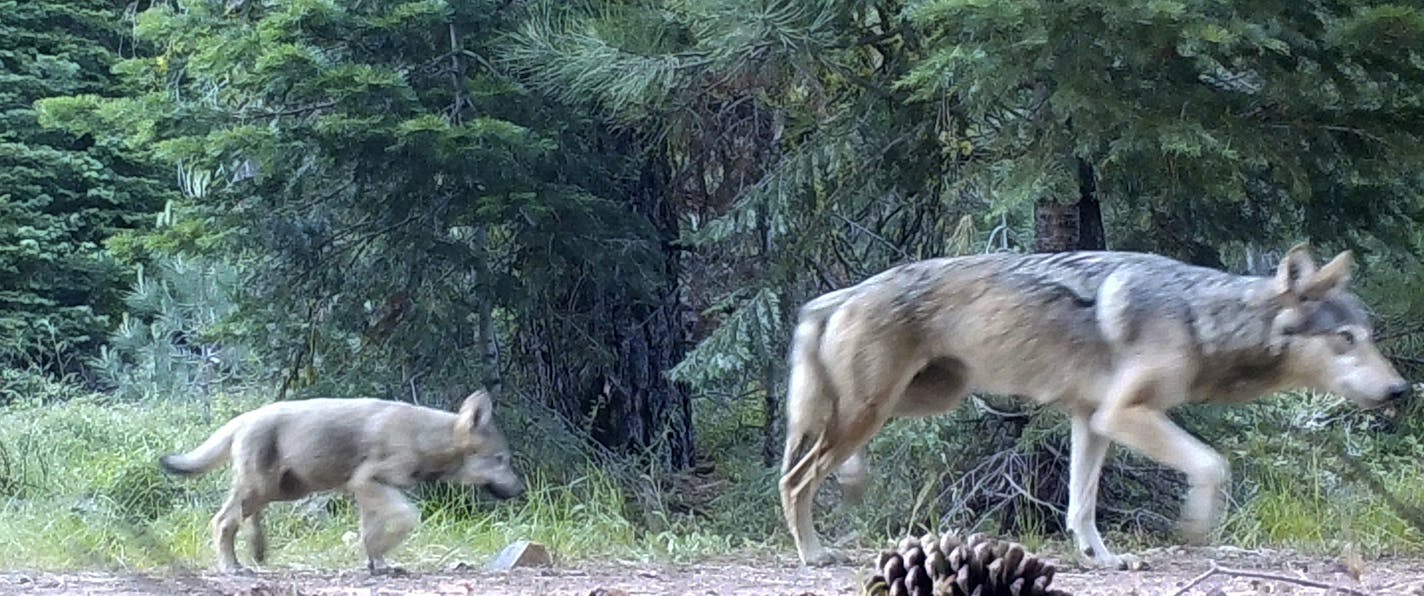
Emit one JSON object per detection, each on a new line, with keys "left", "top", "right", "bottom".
{"left": 779, "top": 244, "right": 1410, "bottom": 568}
{"left": 160, "top": 389, "right": 525, "bottom": 573}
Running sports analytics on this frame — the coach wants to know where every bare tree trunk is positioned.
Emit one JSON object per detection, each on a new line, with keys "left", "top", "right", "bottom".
{"left": 472, "top": 225, "right": 503, "bottom": 402}
{"left": 761, "top": 363, "right": 782, "bottom": 467}
{"left": 514, "top": 145, "right": 696, "bottom": 470}
{"left": 1034, "top": 158, "right": 1106, "bottom": 252}
{"left": 1076, "top": 158, "right": 1105, "bottom": 251}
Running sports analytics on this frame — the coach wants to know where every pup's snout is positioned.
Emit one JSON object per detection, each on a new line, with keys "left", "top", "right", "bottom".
{"left": 487, "top": 480, "right": 525, "bottom": 501}
{"left": 1386, "top": 382, "right": 1413, "bottom": 402}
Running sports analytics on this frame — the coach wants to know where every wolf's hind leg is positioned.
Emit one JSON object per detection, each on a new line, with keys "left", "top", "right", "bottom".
{"left": 781, "top": 433, "right": 844, "bottom": 566}
{"left": 248, "top": 506, "right": 269, "bottom": 564}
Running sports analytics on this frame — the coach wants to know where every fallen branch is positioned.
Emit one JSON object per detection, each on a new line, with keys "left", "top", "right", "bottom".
{"left": 1168, "top": 561, "right": 1371, "bottom": 596}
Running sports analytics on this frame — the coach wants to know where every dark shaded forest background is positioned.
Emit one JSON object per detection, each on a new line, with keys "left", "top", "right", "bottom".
{"left": 5, "top": 0, "right": 1424, "bottom": 564}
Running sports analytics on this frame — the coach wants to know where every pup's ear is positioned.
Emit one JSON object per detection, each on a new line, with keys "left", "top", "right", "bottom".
{"left": 1274, "top": 242, "right": 1317, "bottom": 298}
{"left": 1301, "top": 250, "right": 1354, "bottom": 299}
{"left": 455, "top": 389, "right": 493, "bottom": 439}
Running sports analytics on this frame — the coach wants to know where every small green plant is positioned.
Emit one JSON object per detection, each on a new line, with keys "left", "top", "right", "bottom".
{"left": 98, "top": 457, "right": 184, "bottom": 522}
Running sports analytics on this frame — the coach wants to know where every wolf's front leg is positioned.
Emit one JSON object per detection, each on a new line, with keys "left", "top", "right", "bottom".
{"left": 1091, "top": 379, "right": 1229, "bottom": 547}
{"left": 351, "top": 481, "right": 420, "bottom": 574}
{"left": 1065, "top": 414, "right": 1138, "bottom": 569}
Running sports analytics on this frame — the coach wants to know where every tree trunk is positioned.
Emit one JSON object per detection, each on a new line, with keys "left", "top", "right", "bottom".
{"left": 1075, "top": 158, "right": 1106, "bottom": 251}
{"left": 1034, "top": 158, "right": 1106, "bottom": 252}
{"left": 516, "top": 145, "right": 696, "bottom": 471}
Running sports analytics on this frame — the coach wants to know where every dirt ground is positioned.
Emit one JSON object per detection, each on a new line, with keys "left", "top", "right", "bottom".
{"left": 4, "top": 547, "right": 1423, "bottom": 595}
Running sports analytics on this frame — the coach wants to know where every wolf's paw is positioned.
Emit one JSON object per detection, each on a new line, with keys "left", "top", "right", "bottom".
{"left": 801, "top": 548, "right": 852, "bottom": 567}
{"left": 219, "top": 565, "right": 255, "bottom": 576}
{"left": 1081, "top": 550, "right": 1145, "bottom": 571}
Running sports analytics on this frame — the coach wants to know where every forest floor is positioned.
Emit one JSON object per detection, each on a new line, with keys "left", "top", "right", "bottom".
{"left": 3, "top": 546, "right": 1423, "bottom": 595}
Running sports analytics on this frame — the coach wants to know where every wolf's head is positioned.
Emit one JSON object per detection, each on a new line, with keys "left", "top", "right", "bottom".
{"left": 1270, "top": 244, "right": 1411, "bottom": 408}
{"left": 450, "top": 389, "right": 526, "bottom": 500}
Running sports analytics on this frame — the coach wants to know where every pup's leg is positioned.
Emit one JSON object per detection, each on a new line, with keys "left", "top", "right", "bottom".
{"left": 248, "top": 506, "right": 268, "bottom": 565}
{"left": 1066, "top": 413, "right": 1125, "bottom": 568}
{"left": 350, "top": 480, "right": 419, "bottom": 574}
{"left": 211, "top": 485, "right": 251, "bottom": 573}
{"left": 1092, "top": 360, "right": 1229, "bottom": 547}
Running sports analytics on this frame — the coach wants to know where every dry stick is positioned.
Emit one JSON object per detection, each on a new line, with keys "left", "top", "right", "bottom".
{"left": 1169, "top": 564, "right": 1219, "bottom": 596}
{"left": 1167, "top": 561, "right": 1371, "bottom": 596}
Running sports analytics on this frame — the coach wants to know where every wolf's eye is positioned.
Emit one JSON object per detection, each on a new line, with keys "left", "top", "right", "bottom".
{"left": 1337, "top": 330, "right": 1356, "bottom": 346}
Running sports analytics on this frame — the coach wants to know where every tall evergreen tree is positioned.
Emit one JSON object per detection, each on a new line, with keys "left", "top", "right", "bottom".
{"left": 507, "top": 0, "right": 988, "bottom": 463}
{"left": 0, "top": 0, "right": 169, "bottom": 380}
{"left": 39, "top": 0, "right": 698, "bottom": 466}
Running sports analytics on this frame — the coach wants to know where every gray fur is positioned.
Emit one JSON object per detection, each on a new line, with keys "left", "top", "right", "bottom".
{"left": 779, "top": 244, "right": 1408, "bottom": 568}
{"left": 161, "top": 389, "right": 524, "bottom": 574}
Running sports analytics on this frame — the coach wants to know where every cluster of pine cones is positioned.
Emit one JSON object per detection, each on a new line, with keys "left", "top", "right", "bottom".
{"left": 863, "top": 532, "right": 1070, "bottom": 596}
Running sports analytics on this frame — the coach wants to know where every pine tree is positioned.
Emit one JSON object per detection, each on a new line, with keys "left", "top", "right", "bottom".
{"left": 0, "top": 0, "right": 169, "bottom": 380}
{"left": 507, "top": 0, "right": 991, "bottom": 462}
{"left": 39, "top": 0, "right": 700, "bottom": 466}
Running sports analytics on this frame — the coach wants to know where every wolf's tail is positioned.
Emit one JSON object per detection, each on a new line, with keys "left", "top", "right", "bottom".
{"left": 780, "top": 287, "right": 855, "bottom": 478}
{"left": 158, "top": 416, "right": 241, "bottom": 477}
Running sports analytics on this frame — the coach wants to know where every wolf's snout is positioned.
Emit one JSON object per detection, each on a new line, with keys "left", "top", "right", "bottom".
{"left": 1386, "top": 382, "right": 1413, "bottom": 402}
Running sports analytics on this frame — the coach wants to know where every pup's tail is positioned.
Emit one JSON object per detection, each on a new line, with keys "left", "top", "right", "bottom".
{"left": 158, "top": 416, "right": 241, "bottom": 477}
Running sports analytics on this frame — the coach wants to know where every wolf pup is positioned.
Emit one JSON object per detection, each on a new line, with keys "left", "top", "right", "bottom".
{"left": 780, "top": 244, "right": 1410, "bottom": 568}
{"left": 160, "top": 389, "right": 524, "bottom": 573}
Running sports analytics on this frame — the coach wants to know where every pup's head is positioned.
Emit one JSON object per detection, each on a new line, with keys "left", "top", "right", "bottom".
{"left": 451, "top": 389, "right": 525, "bottom": 500}
{"left": 1270, "top": 244, "right": 1411, "bottom": 409}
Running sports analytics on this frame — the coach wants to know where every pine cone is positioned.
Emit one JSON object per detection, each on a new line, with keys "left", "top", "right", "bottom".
{"left": 862, "top": 531, "right": 1072, "bottom": 596}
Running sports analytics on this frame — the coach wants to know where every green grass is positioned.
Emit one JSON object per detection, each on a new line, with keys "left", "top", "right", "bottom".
{"left": 1223, "top": 451, "right": 1424, "bottom": 555}
{"left": 1, "top": 389, "right": 1423, "bottom": 572}
{"left": 0, "top": 392, "right": 773, "bottom": 571}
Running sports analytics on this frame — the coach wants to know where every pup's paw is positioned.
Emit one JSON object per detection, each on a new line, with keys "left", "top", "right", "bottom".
{"left": 1178, "top": 517, "right": 1216, "bottom": 546}
{"left": 369, "top": 566, "right": 410, "bottom": 577}
{"left": 802, "top": 548, "right": 852, "bottom": 567}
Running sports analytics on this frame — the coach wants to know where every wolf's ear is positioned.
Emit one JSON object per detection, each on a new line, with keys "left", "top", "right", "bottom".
{"left": 1301, "top": 250, "right": 1353, "bottom": 299}
{"left": 455, "top": 389, "right": 493, "bottom": 437}
{"left": 1274, "top": 243, "right": 1317, "bottom": 298}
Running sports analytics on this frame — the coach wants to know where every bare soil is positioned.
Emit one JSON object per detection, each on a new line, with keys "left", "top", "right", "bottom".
{"left": 3, "top": 547, "right": 1423, "bottom": 595}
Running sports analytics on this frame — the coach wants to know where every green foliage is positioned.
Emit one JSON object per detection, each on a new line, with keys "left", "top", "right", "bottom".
{"left": 38, "top": 0, "right": 673, "bottom": 408}
{"left": 95, "top": 456, "right": 184, "bottom": 522}
{"left": 9, "top": 0, "right": 1424, "bottom": 570}
{"left": 89, "top": 256, "right": 255, "bottom": 401}
{"left": 0, "top": 0, "right": 170, "bottom": 379}
{"left": 900, "top": 0, "right": 1424, "bottom": 258}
